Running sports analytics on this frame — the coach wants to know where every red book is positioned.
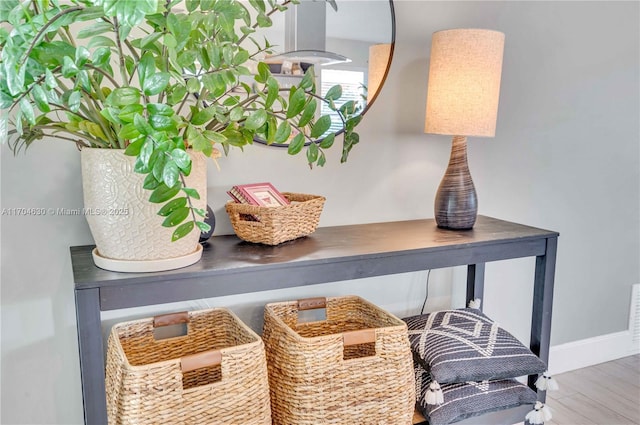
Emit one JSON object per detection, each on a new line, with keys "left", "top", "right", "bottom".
{"left": 228, "top": 182, "right": 289, "bottom": 207}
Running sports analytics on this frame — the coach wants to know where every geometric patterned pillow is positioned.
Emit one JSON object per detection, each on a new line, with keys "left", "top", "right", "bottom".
{"left": 414, "top": 363, "right": 538, "bottom": 425}
{"left": 403, "top": 308, "right": 547, "bottom": 384}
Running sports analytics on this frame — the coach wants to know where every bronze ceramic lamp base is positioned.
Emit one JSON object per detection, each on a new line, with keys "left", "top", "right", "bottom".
{"left": 434, "top": 135, "right": 477, "bottom": 230}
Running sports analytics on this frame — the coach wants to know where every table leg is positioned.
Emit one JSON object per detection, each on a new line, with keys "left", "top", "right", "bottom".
{"left": 75, "top": 288, "right": 107, "bottom": 425}
{"left": 528, "top": 236, "right": 558, "bottom": 398}
{"left": 467, "top": 263, "right": 486, "bottom": 311}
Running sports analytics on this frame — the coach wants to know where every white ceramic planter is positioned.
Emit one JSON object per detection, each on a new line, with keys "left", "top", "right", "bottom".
{"left": 80, "top": 148, "right": 207, "bottom": 272}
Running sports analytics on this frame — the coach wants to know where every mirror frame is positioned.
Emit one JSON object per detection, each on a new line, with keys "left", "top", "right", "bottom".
{"left": 254, "top": 0, "right": 396, "bottom": 148}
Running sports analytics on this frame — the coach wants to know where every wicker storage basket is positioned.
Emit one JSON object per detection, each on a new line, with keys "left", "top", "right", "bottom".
{"left": 263, "top": 295, "right": 415, "bottom": 425}
{"left": 105, "top": 308, "right": 271, "bottom": 425}
{"left": 225, "top": 192, "right": 325, "bottom": 245}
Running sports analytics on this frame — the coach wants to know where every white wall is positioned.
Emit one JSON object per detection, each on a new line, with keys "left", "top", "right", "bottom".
{"left": 1, "top": 1, "right": 638, "bottom": 424}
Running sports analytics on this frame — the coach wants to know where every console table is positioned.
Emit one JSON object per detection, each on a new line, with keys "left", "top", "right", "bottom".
{"left": 71, "top": 215, "right": 558, "bottom": 425}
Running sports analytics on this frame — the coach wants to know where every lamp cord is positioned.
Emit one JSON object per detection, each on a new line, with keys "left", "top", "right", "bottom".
{"left": 420, "top": 269, "right": 432, "bottom": 315}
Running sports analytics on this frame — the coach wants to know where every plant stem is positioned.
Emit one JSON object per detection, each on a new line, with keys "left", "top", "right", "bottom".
{"left": 113, "top": 18, "right": 129, "bottom": 87}
{"left": 85, "top": 65, "right": 120, "bottom": 88}
{"left": 18, "top": 6, "right": 83, "bottom": 70}
{"left": 158, "top": 0, "right": 172, "bottom": 104}
{"left": 32, "top": 124, "right": 109, "bottom": 147}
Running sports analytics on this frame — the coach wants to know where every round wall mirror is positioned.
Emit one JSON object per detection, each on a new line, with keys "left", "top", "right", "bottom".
{"left": 246, "top": 0, "right": 396, "bottom": 147}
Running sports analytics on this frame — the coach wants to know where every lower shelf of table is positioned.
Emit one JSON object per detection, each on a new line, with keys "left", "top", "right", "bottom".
{"left": 412, "top": 403, "right": 532, "bottom": 424}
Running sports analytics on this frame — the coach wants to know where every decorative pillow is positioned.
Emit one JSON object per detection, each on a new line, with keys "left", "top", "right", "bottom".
{"left": 403, "top": 308, "right": 547, "bottom": 384}
{"left": 414, "top": 364, "right": 538, "bottom": 425}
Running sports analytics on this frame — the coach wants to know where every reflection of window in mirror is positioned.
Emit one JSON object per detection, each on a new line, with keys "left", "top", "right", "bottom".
{"left": 320, "top": 69, "right": 365, "bottom": 135}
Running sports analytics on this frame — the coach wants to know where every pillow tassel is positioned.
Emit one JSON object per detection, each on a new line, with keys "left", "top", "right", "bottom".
{"left": 468, "top": 298, "right": 482, "bottom": 309}
{"left": 525, "top": 401, "right": 553, "bottom": 424}
{"left": 425, "top": 381, "right": 444, "bottom": 405}
{"left": 535, "top": 371, "right": 559, "bottom": 391}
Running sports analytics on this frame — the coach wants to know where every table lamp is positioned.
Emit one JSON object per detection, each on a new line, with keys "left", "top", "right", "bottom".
{"left": 425, "top": 29, "right": 505, "bottom": 229}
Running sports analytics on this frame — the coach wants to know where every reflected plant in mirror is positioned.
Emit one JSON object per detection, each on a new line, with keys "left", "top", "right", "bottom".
{"left": 0, "top": 0, "right": 390, "bottom": 239}
{"left": 249, "top": 0, "right": 395, "bottom": 149}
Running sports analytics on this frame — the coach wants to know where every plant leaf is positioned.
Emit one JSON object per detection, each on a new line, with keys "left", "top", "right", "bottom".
{"left": 171, "top": 148, "right": 191, "bottom": 170}
{"left": 137, "top": 51, "right": 155, "bottom": 88}
{"left": 306, "top": 142, "right": 318, "bottom": 164}
{"left": 325, "top": 85, "right": 342, "bottom": 101}
{"left": 186, "top": 77, "right": 200, "bottom": 93}
{"left": 143, "top": 73, "right": 170, "bottom": 96}
{"left": 143, "top": 172, "right": 161, "bottom": 190}
{"left": 299, "top": 67, "right": 315, "bottom": 90}
{"left": 91, "top": 47, "right": 111, "bottom": 69}
{"left": 68, "top": 91, "right": 82, "bottom": 112}
{"left": 196, "top": 221, "right": 211, "bottom": 233}
{"left": 317, "top": 151, "right": 327, "bottom": 167}
{"left": 229, "top": 107, "right": 244, "bottom": 122}
{"left": 61, "top": 56, "right": 79, "bottom": 78}
{"left": 162, "top": 160, "right": 179, "bottom": 188}
{"left": 44, "top": 69, "right": 57, "bottom": 90}
{"left": 286, "top": 88, "right": 306, "bottom": 118}
{"left": 118, "top": 104, "right": 144, "bottom": 123}
{"left": 108, "top": 87, "right": 141, "bottom": 107}
{"left": 310, "top": 115, "right": 331, "bottom": 139}
{"left": 298, "top": 99, "right": 317, "bottom": 127}
{"left": 19, "top": 98, "right": 35, "bottom": 125}
{"left": 287, "top": 132, "right": 305, "bottom": 155}
{"left": 88, "top": 36, "right": 116, "bottom": 49}
{"left": 274, "top": 121, "right": 291, "bottom": 144}
{"left": 191, "top": 107, "right": 215, "bottom": 126}
{"left": 265, "top": 76, "right": 279, "bottom": 108}
{"left": 149, "top": 115, "right": 174, "bottom": 131}
{"left": 149, "top": 182, "right": 181, "bottom": 203}
{"left": 319, "top": 133, "right": 335, "bottom": 149}
{"left": 133, "top": 114, "right": 153, "bottom": 135}
{"left": 147, "top": 103, "right": 174, "bottom": 116}
{"left": 232, "top": 49, "right": 249, "bottom": 66}
{"left": 118, "top": 123, "right": 140, "bottom": 140}
{"left": 157, "top": 197, "right": 187, "bottom": 216}
{"left": 162, "top": 206, "right": 190, "bottom": 227}
{"left": 75, "top": 46, "right": 91, "bottom": 67}
{"left": 256, "top": 62, "right": 270, "bottom": 83}
{"left": 181, "top": 187, "right": 200, "bottom": 199}
{"left": 124, "top": 137, "right": 145, "bottom": 156}
{"left": 152, "top": 151, "right": 166, "bottom": 181}
{"left": 172, "top": 221, "right": 195, "bottom": 241}
{"left": 244, "top": 109, "right": 267, "bottom": 130}
{"left": 139, "top": 138, "right": 154, "bottom": 167}
{"left": 102, "top": 0, "right": 157, "bottom": 28}
{"left": 31, "top": 85, "right": 50, "bottom": 113}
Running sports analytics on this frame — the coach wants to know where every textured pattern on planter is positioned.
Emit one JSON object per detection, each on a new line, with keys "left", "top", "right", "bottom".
{"left": 81, "top": 149, "right": 207, "bottom": 261}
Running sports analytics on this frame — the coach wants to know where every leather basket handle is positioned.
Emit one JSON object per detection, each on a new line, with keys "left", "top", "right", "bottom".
{"left": 343, "top": 329, "right": 376, "bottom": 347}
{"left": 153, "top": 312, "right": 189, "bottom": 328}
{"left": 180, "top": 349, "right": 222, "bottom": 373}
{"left": 297, "top": 297, "right": 326, "bottom": 311}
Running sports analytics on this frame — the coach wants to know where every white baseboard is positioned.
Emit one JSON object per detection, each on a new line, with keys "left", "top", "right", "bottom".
{"left": 549, "top": 330, "right": 640, "bottom": 375}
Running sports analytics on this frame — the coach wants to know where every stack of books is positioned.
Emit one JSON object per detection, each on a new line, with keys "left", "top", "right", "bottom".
{"left": 227, "top": 182, "right": 290, "bottom": 207}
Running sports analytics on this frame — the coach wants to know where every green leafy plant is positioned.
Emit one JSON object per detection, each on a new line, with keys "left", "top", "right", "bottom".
{"left": 0, "top": 0, "right": 362, "bottom": 241}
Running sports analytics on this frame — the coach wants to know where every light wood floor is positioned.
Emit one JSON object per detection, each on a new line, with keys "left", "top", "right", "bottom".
{"left": 546, "top": 354, "right": 640, "bottom": 425}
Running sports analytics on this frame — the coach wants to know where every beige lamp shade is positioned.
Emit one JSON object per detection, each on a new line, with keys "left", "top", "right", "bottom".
{"left": 367, "top": 43, "right": 392, "bottom": 102}
{"left": 424, "top": 29, "right": 505, "bottom": 137}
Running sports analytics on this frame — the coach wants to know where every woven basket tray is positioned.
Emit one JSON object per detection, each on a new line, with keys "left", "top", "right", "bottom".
{"left": 262, "top": 295, "right": 416, "bottom": 425}
{"left": 225, "top": 192, "right": 325, "bottom": 245}
{"left": 105, "top": 308, "right": 271, "bottom": 425}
